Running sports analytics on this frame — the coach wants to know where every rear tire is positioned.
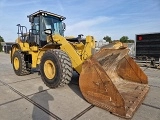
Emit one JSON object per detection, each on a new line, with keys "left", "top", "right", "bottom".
{"left": 12, "top": 50, "right": 30, "bottom": 76}
{"left": 40, "top": 49, "right": 73, "bottom": 88}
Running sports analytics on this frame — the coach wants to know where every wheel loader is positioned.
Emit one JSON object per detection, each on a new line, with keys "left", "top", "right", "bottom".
{"left": 10, "top": 10, "right": 149, "bottom": 118}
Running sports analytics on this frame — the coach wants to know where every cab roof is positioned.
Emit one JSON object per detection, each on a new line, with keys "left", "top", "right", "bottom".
{"left": 27, "top": 10, "right": 66, "bottom": 20}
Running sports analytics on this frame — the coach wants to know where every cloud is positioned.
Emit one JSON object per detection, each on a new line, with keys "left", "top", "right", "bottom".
{"left": 65, "top": 16, "right": 112, "bottom": 36}
{"left": 57, "top": 0, "right": 64, "bottom": 12}
{"left": 0, "top": 0, "right": 6, "bottom": 13}
{"left": 0, "top": 0, "right": 38, "bottom": 7}
{"left": 0, "top": 0, "right": 5, "bottom": 7}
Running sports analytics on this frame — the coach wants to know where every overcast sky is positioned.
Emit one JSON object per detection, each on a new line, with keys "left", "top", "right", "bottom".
{"left": 0, "top": 0, "right": 160, "bottom": 42}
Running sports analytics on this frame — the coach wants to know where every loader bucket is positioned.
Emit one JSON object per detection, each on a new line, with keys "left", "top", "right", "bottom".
{"left": 79, "top": 48, "right": 149, "bottom": 118}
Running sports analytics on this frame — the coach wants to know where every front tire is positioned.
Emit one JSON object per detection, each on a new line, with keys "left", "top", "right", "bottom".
{"left": 12, "top": 50, "right": 30, "bottom": 76}
{"left": 40, "top": 49, "right": 73, "bottom": 88}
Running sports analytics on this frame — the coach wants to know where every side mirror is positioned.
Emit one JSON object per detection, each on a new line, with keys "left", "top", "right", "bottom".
{"left": 44, "top": 29, "right": 52, "bottom": 35}
{"left": 62, "top": 22, "right": 66, "bottom": 31}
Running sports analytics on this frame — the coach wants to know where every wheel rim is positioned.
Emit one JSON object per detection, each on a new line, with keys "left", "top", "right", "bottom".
{"left": 14, "top": 57, "right": 20, "bottom": 70}
{"left": 44, "top": 60, "right": 56, "bottom": 79}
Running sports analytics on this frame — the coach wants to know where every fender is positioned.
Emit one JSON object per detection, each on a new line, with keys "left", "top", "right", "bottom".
{"left": 10, "top": 43, "right": 21, "bottom": 63}
{"left": 35, "top": 43, "right": 61, "bottom": 66}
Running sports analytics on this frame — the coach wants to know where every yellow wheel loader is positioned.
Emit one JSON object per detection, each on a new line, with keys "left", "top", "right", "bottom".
{"left": 10, "top": 10, "right": 149, "bottom": 118}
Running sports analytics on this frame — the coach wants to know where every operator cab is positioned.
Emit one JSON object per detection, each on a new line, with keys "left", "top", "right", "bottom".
{"left": 17, "top": 10, "right": 66, "bottom": 47}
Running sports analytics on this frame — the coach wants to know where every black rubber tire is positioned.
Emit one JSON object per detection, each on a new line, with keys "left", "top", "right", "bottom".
{"left": 12, "top": 50, "right": 30, "bottom": 76}
{"left": 40, "top": 49, "right": 73, "bottom": 88}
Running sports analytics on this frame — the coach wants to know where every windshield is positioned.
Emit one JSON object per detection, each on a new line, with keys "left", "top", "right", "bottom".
{"left": 43, "top": 16, "right": 64, "bottom": 36}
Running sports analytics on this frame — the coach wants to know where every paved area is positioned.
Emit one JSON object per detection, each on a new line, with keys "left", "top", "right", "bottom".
{"left": 0, "top": 52, "right": 160, "bottom": 120}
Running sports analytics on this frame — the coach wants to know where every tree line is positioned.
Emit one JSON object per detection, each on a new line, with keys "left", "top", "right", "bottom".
{"left": 103, "top": 35, "right": 134, "bottom": 43}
